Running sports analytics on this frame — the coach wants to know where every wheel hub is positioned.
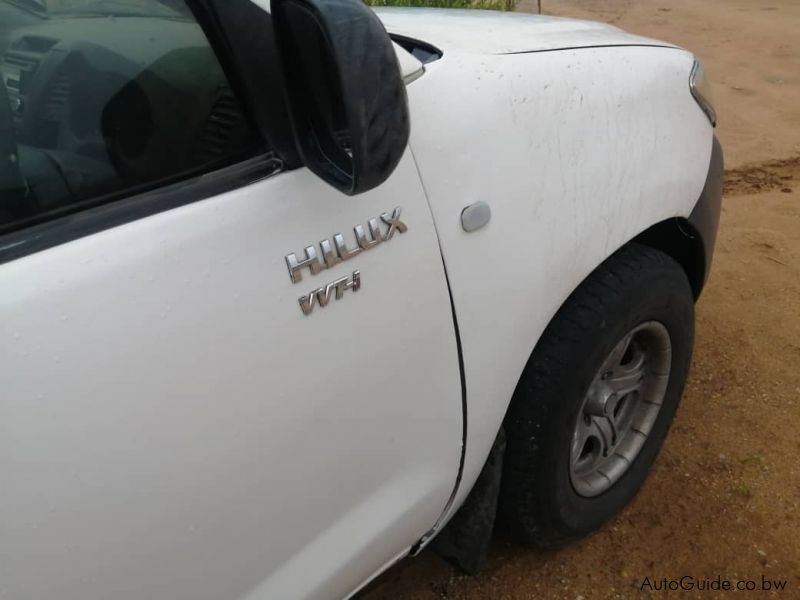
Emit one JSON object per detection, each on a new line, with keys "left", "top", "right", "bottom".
{"left": 569, "top": 321, "right": 672, "bottom": 497}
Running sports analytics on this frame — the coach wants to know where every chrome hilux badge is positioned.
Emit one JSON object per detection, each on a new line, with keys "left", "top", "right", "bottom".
{"left": 285, "top": 207, "right": 407, "bottom": 285}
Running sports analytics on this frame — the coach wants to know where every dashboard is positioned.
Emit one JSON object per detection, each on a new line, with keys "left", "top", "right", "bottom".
{"left": 2, "top": 16, "right": 209, "bottom": 149}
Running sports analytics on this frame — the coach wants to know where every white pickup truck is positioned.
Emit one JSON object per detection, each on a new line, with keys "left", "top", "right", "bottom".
{"left": 0, "top": 0, "right": 722, "bottom": 598}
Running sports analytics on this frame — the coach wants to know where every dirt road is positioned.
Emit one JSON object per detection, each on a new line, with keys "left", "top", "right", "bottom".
{"left": 366, "top": 1, "right": 800, "bottom": 597}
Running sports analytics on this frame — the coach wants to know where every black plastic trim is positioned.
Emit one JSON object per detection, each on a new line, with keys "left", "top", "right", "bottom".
{"left": 389, "top": 34, "right": 443, "bottom": 64}
{"left": 688, "top": 136, "right": 724, "bottom": 290}
{"left": 272, "top": 0, "right": 409, "bottom": 196}
{"left": 431, "top": 427, "right": 504, "bottom": 574}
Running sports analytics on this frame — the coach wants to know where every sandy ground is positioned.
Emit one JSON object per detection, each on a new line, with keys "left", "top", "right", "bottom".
{"left": 365, "top": 1, "right": 800, "bottom": 597}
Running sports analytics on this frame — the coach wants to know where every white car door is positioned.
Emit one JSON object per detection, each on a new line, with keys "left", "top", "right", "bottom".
{"left": 0, "top": 3, "right": 462, "bottom": 598}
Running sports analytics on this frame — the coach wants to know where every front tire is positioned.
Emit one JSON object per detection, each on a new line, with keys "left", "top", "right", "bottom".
{"left": 500, "top": 243, "right": 694, "bottom": 549}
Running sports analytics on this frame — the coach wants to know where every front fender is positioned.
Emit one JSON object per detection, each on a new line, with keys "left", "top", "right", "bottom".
{"left": 407, "top": 45, "right": 714, "bottom": 529}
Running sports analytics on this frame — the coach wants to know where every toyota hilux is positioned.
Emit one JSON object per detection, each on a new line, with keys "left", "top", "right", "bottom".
{"left": 0, "top": 1, "right": 722, "bottom": 598}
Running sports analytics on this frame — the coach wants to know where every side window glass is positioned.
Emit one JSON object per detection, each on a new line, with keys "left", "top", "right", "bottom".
{"left": 0, "top": 0, "right": 262, "bottom": 233}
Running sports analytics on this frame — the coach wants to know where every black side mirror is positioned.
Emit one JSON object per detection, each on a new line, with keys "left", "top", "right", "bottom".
{"left": 271, "top": 0, "right": 410, "bottom": 196}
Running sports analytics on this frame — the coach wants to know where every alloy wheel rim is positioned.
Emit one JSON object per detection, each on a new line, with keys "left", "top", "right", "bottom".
{"left": 569, "top": 321, "right": 672, "bottom": 498}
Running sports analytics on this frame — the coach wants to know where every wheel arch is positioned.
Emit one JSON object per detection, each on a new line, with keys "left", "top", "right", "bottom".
{"left": 428, "top": 229, "right": 704, "bottom": 569}
{"left": 632, "top": 217, "right": 706, "bottom": 299}
{"left": 633, "top": 135, "right": 723, "bottom": 300}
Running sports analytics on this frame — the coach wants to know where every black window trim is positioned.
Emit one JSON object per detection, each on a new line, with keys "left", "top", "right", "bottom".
{"left": 0, "top": 0, "right": 303, "bottom": 264}
{"left": 0, "top": 153, "right": 285, "bottom": 265}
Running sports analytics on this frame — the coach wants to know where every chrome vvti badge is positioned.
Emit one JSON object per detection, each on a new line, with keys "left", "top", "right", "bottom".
{"left": 285, "top": 207, "right": 407, "bottom": 284}
{"left": 285, "top": 207, "right": 407, "bottom": 315}
{"left": 298, "top": 271, "right": 361, "bottom": 316}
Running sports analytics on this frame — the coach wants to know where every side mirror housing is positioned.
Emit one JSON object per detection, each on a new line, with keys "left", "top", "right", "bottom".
{"left": 271, "top": 0, "right": 410, "bottom": 196}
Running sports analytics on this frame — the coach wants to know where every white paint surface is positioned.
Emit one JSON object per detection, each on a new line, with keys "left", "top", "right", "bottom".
{"left": 376, "top": 7, "right": 674, "bottom": 55}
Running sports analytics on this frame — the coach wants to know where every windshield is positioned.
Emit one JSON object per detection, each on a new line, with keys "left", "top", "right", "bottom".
{"left": 7, "top": 0, "right": 191, "bottom": 17}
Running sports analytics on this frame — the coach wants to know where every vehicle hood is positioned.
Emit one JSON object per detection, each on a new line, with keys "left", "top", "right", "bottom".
{"left": 374, "top": 8, "right": 674, "bottom": 55}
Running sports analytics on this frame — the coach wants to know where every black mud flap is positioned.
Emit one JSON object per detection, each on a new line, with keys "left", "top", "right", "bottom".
{"left": 431, "top": 427, "right": 506, "bottom": 574}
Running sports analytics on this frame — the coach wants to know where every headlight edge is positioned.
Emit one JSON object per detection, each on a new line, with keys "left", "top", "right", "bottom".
{"left": 690, "top": 58, "right": 717, "bottom": 127}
